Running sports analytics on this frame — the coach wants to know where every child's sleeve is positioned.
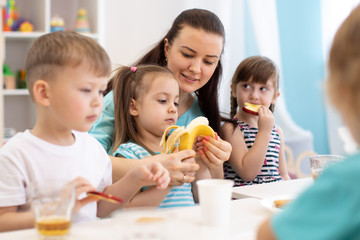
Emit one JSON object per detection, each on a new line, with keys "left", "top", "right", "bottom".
{"left": 0, "top": 150, "right": 27, "bottom": 207}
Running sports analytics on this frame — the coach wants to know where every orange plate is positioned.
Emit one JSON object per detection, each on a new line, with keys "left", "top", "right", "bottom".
{"left": 87, "top": 191, "right": 124, "bottom": 204}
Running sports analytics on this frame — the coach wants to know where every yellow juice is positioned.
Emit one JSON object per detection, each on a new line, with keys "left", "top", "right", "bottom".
{"left": 36, "top": 217, "right": 71, "bottom": 236}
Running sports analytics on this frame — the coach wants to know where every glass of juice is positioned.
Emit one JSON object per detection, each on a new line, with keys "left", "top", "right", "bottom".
{"left": 29, "top": 180, "right": 76, "bottom": 239}
{"left": 310, "top": 154, "right": 344, "bottom": 180}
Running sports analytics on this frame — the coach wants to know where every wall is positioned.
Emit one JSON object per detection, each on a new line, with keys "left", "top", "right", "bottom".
{"left": 276, "top": 0, "right": 328, "bottom": 153}
{"left": 102, "top": 0, "right": 357, "bottom": 155}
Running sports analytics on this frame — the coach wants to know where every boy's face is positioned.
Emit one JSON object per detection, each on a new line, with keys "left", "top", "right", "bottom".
{"left": 47, "top": 63, "right": 108, "bottom": 132}
{"left": 131, "top": 73, "right": 179, "bottom": 138}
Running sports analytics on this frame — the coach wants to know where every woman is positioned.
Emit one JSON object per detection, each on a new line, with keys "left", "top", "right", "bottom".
{"left": 90, "top": 8, "right": 231, "bottom": 189}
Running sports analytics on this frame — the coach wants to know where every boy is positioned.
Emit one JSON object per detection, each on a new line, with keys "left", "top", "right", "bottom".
{"left": 0, "top": 31, "right": 170, "bottom": 232}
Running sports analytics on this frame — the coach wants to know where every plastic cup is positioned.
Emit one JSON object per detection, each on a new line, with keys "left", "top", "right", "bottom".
{"left": 29, "top": 180, "right": 76, "bottom": 239}
{"left": 310, "top": 154, "right": 344, "bottom": 180}
{"left": 196, "top": 179, "right": 234, "bottom": 227}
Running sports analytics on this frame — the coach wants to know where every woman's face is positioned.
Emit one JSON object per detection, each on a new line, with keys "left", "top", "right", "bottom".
{"left": 164, "top": 25, "right": 224, "bottom": 94}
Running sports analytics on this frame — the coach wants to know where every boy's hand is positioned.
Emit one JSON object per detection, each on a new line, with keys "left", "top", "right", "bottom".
{"left": 134, "top": 162, "right": 170, "bottom": 189}
{"left": 70, "top": 177, "right": 98, "bottom": 213}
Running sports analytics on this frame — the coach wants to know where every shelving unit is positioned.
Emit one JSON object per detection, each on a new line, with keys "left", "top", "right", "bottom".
{"left": 2, "top": 0, "right": 102, "bottom": 141}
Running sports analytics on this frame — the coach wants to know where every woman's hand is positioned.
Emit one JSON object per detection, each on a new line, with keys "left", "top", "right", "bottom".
{"left": 196, "top": 132, "right": 232, "bottom": 175}
{"left": 158, "top": 149, "right": 199, "bottom": 186}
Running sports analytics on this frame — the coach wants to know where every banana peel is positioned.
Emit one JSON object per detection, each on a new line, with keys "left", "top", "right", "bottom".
{"left": 160, "top": 116, "right": 215, "bottom": 154}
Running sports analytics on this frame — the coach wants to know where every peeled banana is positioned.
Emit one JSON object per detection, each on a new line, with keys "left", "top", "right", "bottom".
{"left": 160, "top": 116, "right": 215, "bottom": 154}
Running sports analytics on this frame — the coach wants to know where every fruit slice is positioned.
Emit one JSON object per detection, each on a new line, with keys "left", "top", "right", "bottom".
{"left": 242, "top": 102, "right": 262, "bottom": 115}
{"left": 87, "top": 191, "right": 124, "bottom": 204}
{"left": 160, "top": 117, "right": 215, "bottom": 154}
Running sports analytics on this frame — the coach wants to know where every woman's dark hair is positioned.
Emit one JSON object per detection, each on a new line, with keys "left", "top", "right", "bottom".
{"left": 106, "top": 8, "right": 225, "bottom": 134}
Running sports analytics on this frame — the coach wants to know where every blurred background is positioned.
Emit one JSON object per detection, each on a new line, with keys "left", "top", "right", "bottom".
{"left": 1, "top": 0, "right": 359, "bottom": 168}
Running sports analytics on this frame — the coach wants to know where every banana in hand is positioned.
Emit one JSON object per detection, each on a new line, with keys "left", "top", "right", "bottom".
{"left": 160, "top": 117, "right": 215, "bottom": 154}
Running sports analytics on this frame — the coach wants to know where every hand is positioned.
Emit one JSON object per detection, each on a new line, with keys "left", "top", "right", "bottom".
{"left": 134, "top": 162, "right": 170, "bottom": 189}
{"left": 70, "top": 177, "right": 98, "bottom": 213}
{"left": 158, "top": 149, "right": 199, "bottom": 186}
{"left": 196, "top": 132, "right": 232, "bottom": 169}
{"left": 257, "top": 106, "right": 275, "bottom": 133}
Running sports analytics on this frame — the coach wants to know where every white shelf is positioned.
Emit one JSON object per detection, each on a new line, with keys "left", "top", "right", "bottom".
{"left": 4, "top": 31, "right": 46, "bottom": 39}
{"left": 3, "top": 89, "right": 29, "bottom": 96}
{"left": 4, "top": 31, "right": 98, "bottom": 40}
{"left": 2, "top": 0, "right": 101, "bottom": 134}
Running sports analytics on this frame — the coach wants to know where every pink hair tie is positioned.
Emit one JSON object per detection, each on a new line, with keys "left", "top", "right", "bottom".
{"left": 130, "top": 66, "right": 137, "bottom": 72}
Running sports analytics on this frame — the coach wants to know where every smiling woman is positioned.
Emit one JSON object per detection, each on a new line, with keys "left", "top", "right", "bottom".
{"left": 90, "top": 8, "right": 232, "bottom": 208}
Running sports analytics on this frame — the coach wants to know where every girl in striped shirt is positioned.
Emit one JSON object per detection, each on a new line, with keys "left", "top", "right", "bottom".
{"left": 222, "top": 56, "right": 290, "bottom": 186}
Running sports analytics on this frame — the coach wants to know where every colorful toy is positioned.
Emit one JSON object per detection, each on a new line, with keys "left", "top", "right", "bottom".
{"left": 73, "top": 8, "right": 90, "bottom": 33}
{"left": 50, "top": 14, "right": 65, "bottom": 32}
{"left": 19, "top": 21, "right": 33, "bottom": 32}
{"left": 3, "top": 0, "right": 18, "bottom": 31}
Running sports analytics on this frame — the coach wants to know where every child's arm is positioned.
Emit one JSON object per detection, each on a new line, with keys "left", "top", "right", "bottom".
{"left": 223, "top": 108, "right": 274, "bottom": 181}
{"left": 257, "top": 218, "right": 278, "bottom": 240}
{"left": 0, "top": 206, "right": 34, "bottom": 232}
{"left": 97, "top": 162, "right": 170, "bottom": 217}
{"left": 110, "top": 150, "right": 199, "bottom": 185}
{"left": 0, "top": 177, "right": 97, "bottom": 233}
{"left": 276, "top": 127, "right": 291, "bottom": 180}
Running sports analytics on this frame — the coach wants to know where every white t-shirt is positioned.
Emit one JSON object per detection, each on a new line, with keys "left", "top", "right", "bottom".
{"left": 0, "top": 130, "right": 112, "bottom": 223}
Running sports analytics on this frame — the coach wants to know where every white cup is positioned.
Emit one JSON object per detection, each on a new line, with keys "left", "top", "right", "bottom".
{"left": 196, "top": 179, "right": 234, "bottom": 227}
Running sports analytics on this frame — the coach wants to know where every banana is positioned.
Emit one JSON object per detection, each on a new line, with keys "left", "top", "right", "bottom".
{"left": 160, "top": 117, "right": 215, "bottom": 154}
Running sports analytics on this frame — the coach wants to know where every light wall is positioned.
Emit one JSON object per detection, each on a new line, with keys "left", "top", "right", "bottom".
{"left": 102, "top": 0, "right": 359, "bottom": 155}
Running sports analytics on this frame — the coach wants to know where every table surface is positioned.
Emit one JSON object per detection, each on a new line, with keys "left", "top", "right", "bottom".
{"left": 0, "top": 178, "right": 313, "bottom": 240}
{"left": 232, "top": 177, "right": 314, "bottom": 199}
{"left": 0, "top": 198, "right": 272, "bottom": 240}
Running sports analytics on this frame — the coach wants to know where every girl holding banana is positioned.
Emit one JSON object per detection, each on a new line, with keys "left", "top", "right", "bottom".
{"left": 89, "top": 9, "right": 232, "bottom": 201}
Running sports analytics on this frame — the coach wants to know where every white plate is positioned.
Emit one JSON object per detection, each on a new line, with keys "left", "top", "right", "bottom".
{"left": 260, "top": 195, "right": 295, "bottom": 213}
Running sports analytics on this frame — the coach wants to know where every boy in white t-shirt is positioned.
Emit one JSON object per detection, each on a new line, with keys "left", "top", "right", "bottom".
{"left": 0, "top": 31, "right": 170, "bottom": 232}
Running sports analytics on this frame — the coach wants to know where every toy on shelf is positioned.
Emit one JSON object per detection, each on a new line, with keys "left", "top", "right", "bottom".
{"left": 3, "top": 0, "right": 18, "bottom": 31}
{"left": 73, "top": 8, "right": 90, "bottom": 33}
{"left": 12, "top": 19, "right": 34, "bottom": 32}
{"left": 2, "top": 0, "right": 34, "bottom": 32}
{"left": 16, "top": 69, "right": 27, "bottom": 89}
{"left": 3, "top": 64, "right": 15, "bottom": 89}
{"left": 50, "top": 14, "right": 65, "bottom": 32}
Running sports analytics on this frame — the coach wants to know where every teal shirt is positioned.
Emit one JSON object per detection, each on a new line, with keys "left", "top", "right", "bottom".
{"left": 113, "top": 142, "right": 195, "bottom": 208}
{"left": 89, "top": 90, "right": 203, "bottom": 153}
{"left": 272, "top": 152, "right": 360, "bottom": 240}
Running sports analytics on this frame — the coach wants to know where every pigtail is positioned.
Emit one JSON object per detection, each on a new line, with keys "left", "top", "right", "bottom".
{"left": 112, "top": 66, "right": 139, "bottom": 153}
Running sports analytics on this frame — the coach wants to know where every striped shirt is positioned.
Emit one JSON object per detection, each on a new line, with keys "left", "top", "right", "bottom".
{"left": 113, "top": 141, "right": 195, "bottom": 208}
{"left": 224, "top": 119, "right": 283, "bottom": 186}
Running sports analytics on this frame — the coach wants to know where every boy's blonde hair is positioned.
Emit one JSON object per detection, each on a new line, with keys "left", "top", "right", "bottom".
{"left": 327, "top": 5, "right": 360, "bottom": 119}
{"left": 25, "top": 31, "right": 111, "bottom": 100}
